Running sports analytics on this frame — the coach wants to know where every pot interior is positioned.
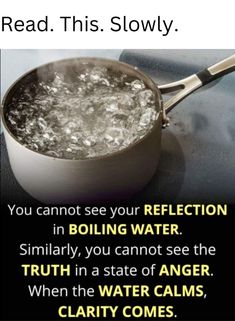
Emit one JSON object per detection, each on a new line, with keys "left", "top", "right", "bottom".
{"left": 2, "top": 57, "right": 162, "bottom": 159}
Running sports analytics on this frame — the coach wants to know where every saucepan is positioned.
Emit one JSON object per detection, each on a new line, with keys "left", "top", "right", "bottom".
{"left": 1, "top": 55, "right": 235, "bottom": 203}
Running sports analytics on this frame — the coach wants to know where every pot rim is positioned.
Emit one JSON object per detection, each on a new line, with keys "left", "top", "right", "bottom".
{"left": 2, "top": 56, "right": 163, "bottom": 162}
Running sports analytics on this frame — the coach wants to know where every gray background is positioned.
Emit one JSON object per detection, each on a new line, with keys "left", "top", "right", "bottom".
{"left": 1, "top": 50, "right": 235, "bottom": 203}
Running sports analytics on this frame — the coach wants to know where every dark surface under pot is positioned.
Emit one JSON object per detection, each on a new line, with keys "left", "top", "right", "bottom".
{"left": 1, "top": 50, "right": 235, "bottom": 204}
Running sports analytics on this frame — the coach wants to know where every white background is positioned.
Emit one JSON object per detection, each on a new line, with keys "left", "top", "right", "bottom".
{"left": 0, "top": 0, "right": 235, "bottom": 49}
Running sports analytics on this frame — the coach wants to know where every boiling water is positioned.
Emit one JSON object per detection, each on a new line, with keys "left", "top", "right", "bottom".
{"left": 6, "top": 65, "right": 158, "bottom": 159}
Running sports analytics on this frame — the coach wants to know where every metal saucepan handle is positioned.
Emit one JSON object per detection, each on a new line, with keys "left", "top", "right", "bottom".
{"left": 159, "top": 54, "right": 235, "bottom": 127}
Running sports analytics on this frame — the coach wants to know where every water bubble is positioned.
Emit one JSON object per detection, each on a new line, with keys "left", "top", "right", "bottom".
{"left": 85, "top": 106, "right": 95, "bottom": 115}
{"left": 90, "top": 66, "right": 107, "bottom": 82}
{"left": 37, "top": 117, "right": 48, "bottom": 131}
{"left": 139, "top": 108, "right": 157, "bottom": 127}
{"left": 105, "top": 102, "right": 119, "bottom": 112}
{"left": 131, "top": 79, "right": 145, "bottom": 92}
{"left": 8, "top": 115, "right": 17, "bottom": 126}
{"left": 71, "top": 132, "right": 82, "bottom": 144}
{"left": 83, "top": 136, "right": 97, "bottom": 147}
{"left": 138, "top": 89, "right": 154, "bottom": 107}
{"left": 45, "top": 150, "right": 60, "bottom": 158}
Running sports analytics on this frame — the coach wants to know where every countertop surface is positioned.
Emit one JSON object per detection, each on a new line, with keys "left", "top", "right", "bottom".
{"left": 1, "top": 50, "right": 235, "bottom": 203}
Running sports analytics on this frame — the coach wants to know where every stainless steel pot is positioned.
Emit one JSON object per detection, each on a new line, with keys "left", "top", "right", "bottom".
{"left": 2, "top": 55, "right": 235, "bottom": 203}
